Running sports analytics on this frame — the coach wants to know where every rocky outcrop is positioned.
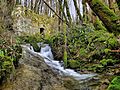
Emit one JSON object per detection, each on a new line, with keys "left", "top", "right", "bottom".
{"left": 1, "top": 46, "right": 66, "bottom": 90}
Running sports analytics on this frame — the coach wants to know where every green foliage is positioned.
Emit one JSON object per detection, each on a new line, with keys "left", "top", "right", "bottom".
{"left": 68, "top": 25, "right": 93, "bottom": 60}
{"left": 46, "top": 24, "right": 119, "bottom": 71}
{"left": 104, "top": 48, "right": 110, "bottom": 54}
{"left": 108, "top": 76, "right": 120, "bottom": 90}
{"left": 17, "top": 33, "right": 44, "bottom": 52}
{"left": 79, "top": 48, "right": 87, "bottom": 58}
{"left": 0, "top": 39, "right": 22, "bottom": 84}
{"left": 94, "top": 17, "right": 107, "bottom": 31}
{"left": 90, "top": 0, "right": 120, "bottom": 34}
{"left": 100, "top": 59, "right": 116, "bottom": 66}
{"left": 0, "top": 51, "right": 14, "bottom": 83}
{"left": 68, "top": 60, "right": 80, "bottom": 69}
{"left": 87, "top": 30, "right": 119, "bottom": 60}
{"left": 91, "top": 64, "right": 104, "bottom": 73}
{"left": 48, "top": 33, "right": 64, "bottom": 60}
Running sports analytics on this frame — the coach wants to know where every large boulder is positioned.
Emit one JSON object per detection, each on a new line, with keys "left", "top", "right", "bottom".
{"left": 0, "top": 46, "right": 66, "bottom": 90}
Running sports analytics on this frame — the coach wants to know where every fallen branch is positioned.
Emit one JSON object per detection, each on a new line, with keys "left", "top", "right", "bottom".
{"left": 42, "top": 0, "right": 69, "bottom": 26}
{"left": 110, "top": 50, "right": 120, "bottom": 52}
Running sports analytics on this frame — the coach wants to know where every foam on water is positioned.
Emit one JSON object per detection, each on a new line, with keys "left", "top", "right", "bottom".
{"left": 25, "top": 43, "right": 96, "bottom": 80}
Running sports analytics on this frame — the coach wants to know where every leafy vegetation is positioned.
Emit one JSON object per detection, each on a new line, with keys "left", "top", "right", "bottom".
{"left": 1, "top": 0, "right": 120, "bottom": 89}
{"left": 108, "top": 76, "right": 120, "bottom": 90}
{"left": 0, "top": 37, "right": 22, "bottom": 84}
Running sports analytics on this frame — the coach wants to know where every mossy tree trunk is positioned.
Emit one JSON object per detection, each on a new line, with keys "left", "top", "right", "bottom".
{"left": 86, "top": 0, "right": 120, "bottom": 35}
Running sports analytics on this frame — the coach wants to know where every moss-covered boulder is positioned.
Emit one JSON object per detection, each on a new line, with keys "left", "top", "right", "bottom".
{"left": 108, "top": 76, "right": 120, "bottom": 90}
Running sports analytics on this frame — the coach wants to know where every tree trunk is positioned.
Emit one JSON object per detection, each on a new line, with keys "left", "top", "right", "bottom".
{"left": 37, "top": 0, "right": 41, "bottom": 14}
{"left": 64, "top": 0, "right": 72, "bottom": 25}
{"left": 116, "top": 0, "right": 120, "bottom": 10}
{"left": 34, "top": 0, "right": 39, "bottom": 13}
{"left": 0, "top": 0, "right": 14, "bottom": 31}
{"left": 16, "top": 0, "right": 20, "bottom": 5}
{"left": 24, "top": 0, "right": 27, "bottom": 7}
{"left": 82, "top": 0, "right": 89, "bottom": 23}
{"left": 31, "top": 0, "right": 33, "bottom": 10}
{"left": 73, "top": 0, "right": 83, "bottom": 24}
{"left": 86, "top": 0, "right": 120, "bottom": 35}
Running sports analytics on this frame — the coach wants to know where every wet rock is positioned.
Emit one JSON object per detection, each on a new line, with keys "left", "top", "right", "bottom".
{"left": 0, "top": 46, "right": 66, "bottom": 90}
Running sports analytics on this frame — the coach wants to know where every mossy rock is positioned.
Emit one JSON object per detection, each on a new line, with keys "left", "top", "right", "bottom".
{"left": 68, "top": 60, "right": 80, "bottom": 69}
{"left": 31, "top": 42, "right": 40, "bottom": 52}
{"left": 108, "top": 76, "right": 120, "bottom": 90}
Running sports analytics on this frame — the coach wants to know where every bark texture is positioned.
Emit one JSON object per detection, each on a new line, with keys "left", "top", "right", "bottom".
{"left": 87, "top": 0, "right": 120, "bottom": 34}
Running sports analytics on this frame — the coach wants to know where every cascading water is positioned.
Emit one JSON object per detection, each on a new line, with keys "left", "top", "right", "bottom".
{"left": 26, "top": 43, "right": 96, "bottom": 80}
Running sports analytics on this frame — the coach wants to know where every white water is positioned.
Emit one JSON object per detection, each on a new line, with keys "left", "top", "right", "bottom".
{"left": 24, "top": 43, "right": 96, "bottom": 80}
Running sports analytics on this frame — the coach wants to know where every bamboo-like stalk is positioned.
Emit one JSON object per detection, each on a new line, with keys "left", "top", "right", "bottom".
{"left": 63, "top": 23, "right": 67, "bottom": 68}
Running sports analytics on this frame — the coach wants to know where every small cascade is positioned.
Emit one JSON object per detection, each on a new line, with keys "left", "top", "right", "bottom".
{"left": 27, "top": 43, "right": 96, "bottom": 80}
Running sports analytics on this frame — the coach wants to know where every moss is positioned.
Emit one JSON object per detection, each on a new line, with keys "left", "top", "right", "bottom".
{"left": 108, "top": 38, "right": 118, "bottom": 48}
{"left": 91, "top": 64, "right": 104, "bottom": 73}
{"left": 79, "top": 48, "right": 87, "bottom": 57}
{"left": 104, "top": 48, "right": 111, "bottom": 54}
{"left": 108, "top": 76, "right": 120, "bottom": 90}
{"left": 63, "top": 51, "right": 67, "bottom": 68}
{"left": 31, "top": 42, "right": 40, "bottom": 52}
{"left": 100, "top": 59, "right": 116, "bottom": 66}
{"left": 93, "top": 17, "right": 107, "bottom": 31}
{"left": 88, "top": 0, "right": 120, "bottom": 34}
{"left": 68, "top": 60, "right": 80, "bottom": 69}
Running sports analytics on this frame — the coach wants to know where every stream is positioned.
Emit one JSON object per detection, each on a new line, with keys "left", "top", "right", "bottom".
{"left": 28, "top": 43, "right": 97, "bottom": 81}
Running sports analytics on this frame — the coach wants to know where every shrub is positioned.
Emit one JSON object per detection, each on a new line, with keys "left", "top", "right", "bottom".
{"left": 0, "top": 52, "right": 14, "bottom": 84}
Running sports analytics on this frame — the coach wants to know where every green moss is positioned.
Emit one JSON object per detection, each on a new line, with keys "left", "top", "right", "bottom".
{"left": 108, "top": 38, "right": 118, "bottom": 48}
{"left": 68, "top": 60, "right": 80, "bottom": 69}
{"left": 64, "top": 51, "right": 68, "bottom": 68}
{"left": 100, "top": 59, "right": 116, "bottom": 66}
{"left": 94, "top": 17, "right": 107, "bottom": 31}
{"left": 108, "top": 76, "right": 120, "bottom": 90}
{"left": 79, "top": 48, "right": 87, "bottom": 58}
{"left": 31, "top": 42, "right": 40, "bottom": 52}
{"left": 89, "top": 0, "right": 120, "bottom": 34}
{"left": 104, "top": 48, "right": 111, "bottom": 54}
{"left": 91, "top": 64, "right": 104, "bottom": 73}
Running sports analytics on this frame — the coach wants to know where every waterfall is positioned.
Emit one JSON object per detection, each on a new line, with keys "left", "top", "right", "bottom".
{"left": 25, "top": 43, "right": 96, "bottom": 80}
